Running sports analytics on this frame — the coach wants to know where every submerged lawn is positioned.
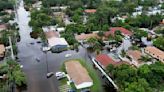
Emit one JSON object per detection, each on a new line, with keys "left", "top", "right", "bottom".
{"left": 61, "top": 59, "right": 103, "bottom": 92}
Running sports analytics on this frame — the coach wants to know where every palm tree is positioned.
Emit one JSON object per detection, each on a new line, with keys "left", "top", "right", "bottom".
{"left": 139, "top": 55, "right": 151, "bottom": 62}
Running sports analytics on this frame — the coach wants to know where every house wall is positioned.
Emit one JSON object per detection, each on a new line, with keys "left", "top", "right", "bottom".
{"left": 75, "top": 82, "right": 93, "bottom": 89}
{"left": 51, "top": 45, "right": 68, "bottom": 52}
{"left": 144, "top": 49, "right": 164, "bottom": 63}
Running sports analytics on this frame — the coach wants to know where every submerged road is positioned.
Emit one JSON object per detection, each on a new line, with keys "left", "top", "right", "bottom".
{"left": 16, "top": 1, "right": 115, "bottom": 92}
{"left": 16, "top": 1, "right": 93, "bottom": 92}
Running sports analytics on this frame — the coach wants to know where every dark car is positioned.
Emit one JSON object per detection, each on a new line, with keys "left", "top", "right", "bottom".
{"left": 68, "top": 89, "right": 76, "bottom": 92}
{"left": 80, "top": 89, "right": 90, "bottom": 92}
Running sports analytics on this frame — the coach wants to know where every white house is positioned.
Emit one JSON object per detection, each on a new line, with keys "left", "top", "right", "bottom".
{"left": 65, "top": 61, "right": 93, "bottom": 89}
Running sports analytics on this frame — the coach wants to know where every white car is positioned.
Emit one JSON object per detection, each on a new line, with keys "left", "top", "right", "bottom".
{"left": 65, "top": 54, "right": 72, "bottom": 58}
{"left": 55, "top": 72, "right": 66, "bottom": 80}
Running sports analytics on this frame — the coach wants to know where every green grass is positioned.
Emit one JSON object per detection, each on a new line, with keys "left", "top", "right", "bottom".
{"left": 61, "top": 59, "right": 103, "bottom": 92}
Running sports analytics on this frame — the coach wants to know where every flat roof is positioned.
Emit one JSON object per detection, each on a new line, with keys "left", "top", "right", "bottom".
{"left": 48, "top": 37, "right": 68, "bottom": 47}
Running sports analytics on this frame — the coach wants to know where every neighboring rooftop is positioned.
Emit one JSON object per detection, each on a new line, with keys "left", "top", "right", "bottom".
{"left": 127, "top": 50, "right": 142, "bottom": 63}
{"left": 0, "top": 44, "right": 5, "bottom": 57}
{"left": 84, "top": 9, "right": 96, "bottom": 13}
{"left": 105, "top": 27, "right": 133, "bottom": 37}
{"left": 75, "top": 33, "right": 99, "bottom": 41}
{"left": 96, "top": 54, "right": 129, "bottom": 68}
{"left": 65, "top": 60, "right": 93, "bottom": 89}
{"left": 95, "top": 54, "right": 116, "bottom": 68}
{"left": 0, "top": 24, "right": 7, "bottom": 31}
{"left": 145, "top": 46, "right": 164, "bottom": 63}
{"left": 48, "top": 37, "right": 68, "bottom": 47}
{"left": 45, "top": 31, "right": 59, "bottom": 38}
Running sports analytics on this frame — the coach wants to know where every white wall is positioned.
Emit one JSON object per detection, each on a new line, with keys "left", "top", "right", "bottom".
{"left": 75, "top": 82, "right": 93, "bottom": 89}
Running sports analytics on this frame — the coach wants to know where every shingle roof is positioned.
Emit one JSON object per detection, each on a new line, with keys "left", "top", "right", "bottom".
{"left": 65, "top": 60, "right": 93, "bottom": 86}
{"left": 95, "top": 54, "right": 116, "bottom": 67}
{"left": 145, "top": 46, "right": 164, "bottom": 60}
{"left": 105, "top": 27, "right": 133, "bottom": 37}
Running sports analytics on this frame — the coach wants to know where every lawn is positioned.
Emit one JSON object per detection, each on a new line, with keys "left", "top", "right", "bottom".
{"left": 60, "top": 59, "right": 103, "bottom": 92}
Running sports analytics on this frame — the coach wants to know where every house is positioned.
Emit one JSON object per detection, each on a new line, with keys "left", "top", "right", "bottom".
{"left": 105, "top": 27, "right": 133, "bottom": 37}
{"left": 84, "top": 9, "right": 96, "bottom": 13}
{"left": 32, "top": 1, "right": 42, "bottom": 10}
{"left": 95, "top": 54, "right": 127, "bottom": 69}
{"left": 48, "top": 37, "right": 69, "bottom": 52}
{"left": 0, "top": 24, "right": 7, "bottom": 31}
{"left": 43, "top": 26, "right": 69, "bottom": 52}
{"left": 45, "top": 31, "right": 59, "bottom": 38}
{"left": 75, "top": 33, "right": 99, "bottom": 42}
{"left": 144, "top": 46, "right": 164, "bottom": 63}
{"left": 0, "top": 44, "right": 5, "bottom": 58}
{"left": 56, "top": 27, "right": 65, "bottom": 32}
{"left": 127, "top": 50, "right": 142, "bottom": 67}
{"left": 65, "top": 60, "right": 93, "bottom": 89}
{"left": 95, "top": 54, "right": 116, "bottom": 68}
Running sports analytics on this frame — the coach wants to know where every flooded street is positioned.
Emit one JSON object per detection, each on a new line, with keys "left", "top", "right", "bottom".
{"left": 16, "top": 1, "right": 115, "bottom": 92}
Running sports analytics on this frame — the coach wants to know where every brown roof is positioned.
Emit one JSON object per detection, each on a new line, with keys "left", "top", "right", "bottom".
{"left": 65, "top": 60, "right": 93, "bottom": 86}
{"left": 95, "top": 54, "right": 129, "bottom": 68}
{"left": 45, "top": 31, "right": 59, "bottom": 38}
{"left": 84, "top": 9, "right": 96, "bottom": 13}
{"left": 75, "top": 33, "right": 99, "bottom": 40}
{"left": 0, "top": 24, "right": 7, "bottom": 31}
{"left": 127, "top": 50, "right": 142, "bottom": 63}
{"left": 105, "top": 27, "right": 133, "bottom": 37}
{"left": 145, "top": 46, "right": 164, "bottom": 60}
{"left": 0, "top": 44, "right": 5, "bottom": 57}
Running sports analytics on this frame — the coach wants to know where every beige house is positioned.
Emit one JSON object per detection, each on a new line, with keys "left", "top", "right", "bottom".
{"left": 75, "top": 33, "right": 99, "bottom": 42}
{"left": 144, "top": 46, "right": 164, "bottom": 63}
{"left": 0, "top": 44, "right": 5, "bottom": 58}
{"left": 127, "top": 50, "right": 142, "bottom": 67}
{"left": 65, "top": 60, "right": 93, "bottom": 89}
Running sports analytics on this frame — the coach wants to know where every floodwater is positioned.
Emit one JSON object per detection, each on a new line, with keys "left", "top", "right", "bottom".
{"left": 16, "top": 0, "right": 116, "bottom": 92}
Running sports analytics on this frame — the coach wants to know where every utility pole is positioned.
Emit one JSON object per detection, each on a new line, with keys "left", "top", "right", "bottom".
{"left": 8, "top": 36, "right": 15, "bottom": 60}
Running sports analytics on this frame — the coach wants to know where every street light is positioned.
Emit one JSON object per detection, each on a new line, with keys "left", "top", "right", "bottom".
{"left": 43, "top": 51, "right": 54, "bottom": 78}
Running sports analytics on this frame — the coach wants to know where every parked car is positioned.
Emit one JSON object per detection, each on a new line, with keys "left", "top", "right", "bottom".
{"left": 65, "top": 54, "right": 72, "bottom": 58}
{"left": 47, "top": 72, "right": 54, "bottom": 78}
{"left": 80, "top": 89, "right": 90, "bottom": 92}
{"left": 68, "top": 89, "right": 76, "bottom": 92}
{"left": 55, "top": 72, "right": 66, "bottom": 80}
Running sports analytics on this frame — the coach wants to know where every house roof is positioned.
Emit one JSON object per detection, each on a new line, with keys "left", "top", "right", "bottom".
{"left": 0, "top": 44, "right": 5, "bottom": 56}
{"left": 96, "top": 54, "right": 129, "bottom": 67}
{"left": 45, "top": 31, "right": 59, "bottom": 38}
{"left": 127, "top": 50, "right": 142, "bottom": 63}
{"left": 145, "top": 46, "right": 164, "bottom": 60}
{"left": 65, "top": 60, "right": 93, "bottom": 86}
{"left": 95, "top": 54, "right": 116, "bottom": 67}
{"left": 48, "top": 37, "right": 68, "bottom": 47}
{"left": 105, "top": 27, "right": 133, "bottom": 37}
{"left": 75, "top": 33, "right": 99, "bottom": 41}
{"left": 84, "top": 9, "right": 96, "bottom": 13}
{"left": 0, "top": 24, "right": 7, "bottom": 30}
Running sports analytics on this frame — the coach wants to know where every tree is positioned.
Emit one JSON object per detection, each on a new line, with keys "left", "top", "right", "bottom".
{"left": 139, "top": 55, "right": 151, "bottom": 62}
{"left": 134, "top": 30, "right": 148, "bottom": 40}
{"left": 153, "top": 36, "right": 164, "bottom": 50}
{"left": 124, "top": 78, "right": 152, "bottom": 92}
